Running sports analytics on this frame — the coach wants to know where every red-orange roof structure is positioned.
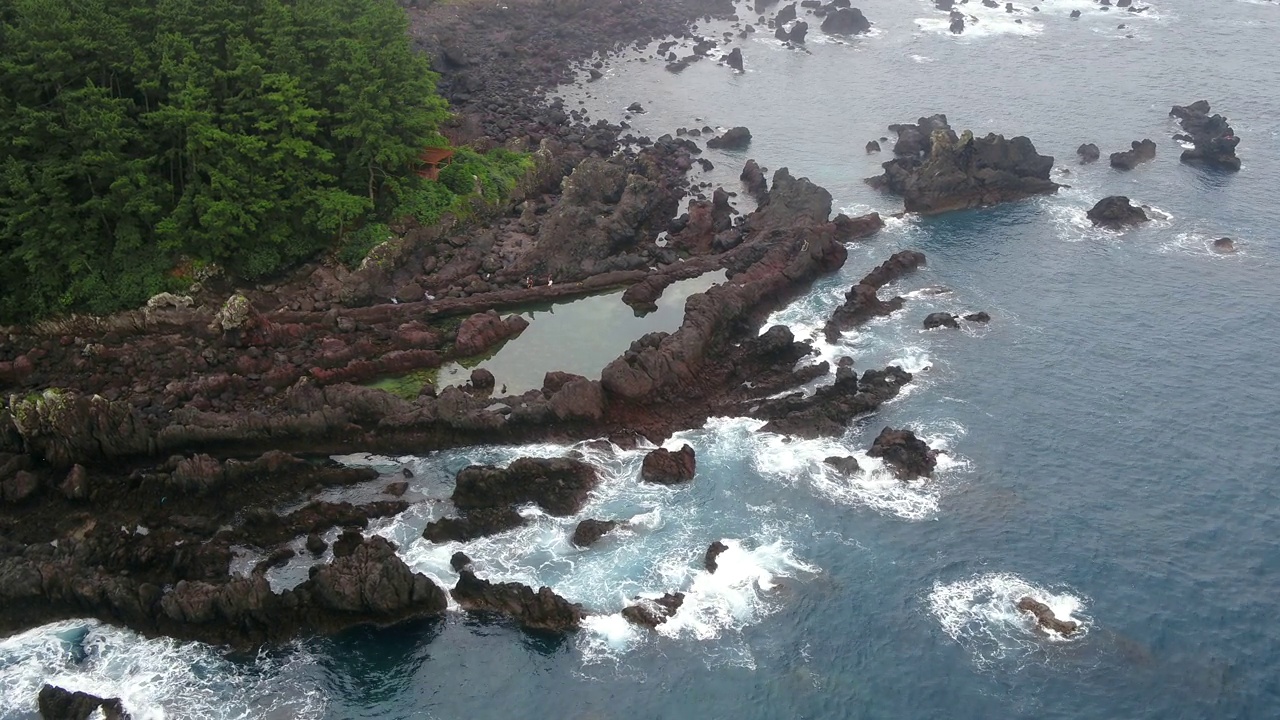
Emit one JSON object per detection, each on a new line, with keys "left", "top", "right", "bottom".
{"left": 417, "top": 147, "right": 455, "bottom": 181}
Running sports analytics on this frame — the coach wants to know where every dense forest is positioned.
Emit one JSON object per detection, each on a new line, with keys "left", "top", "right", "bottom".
{"left": 0, "top": 0, "right": 527, "bottom": 323}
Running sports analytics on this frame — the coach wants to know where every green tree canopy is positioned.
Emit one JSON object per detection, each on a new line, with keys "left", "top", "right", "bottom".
{"left": 0, "top": 0, "right": 452, "bottom": 321}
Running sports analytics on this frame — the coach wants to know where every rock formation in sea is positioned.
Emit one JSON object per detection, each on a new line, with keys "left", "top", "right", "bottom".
{"left": 867, "top": 427, "right": 938, "bottom": 479}
{"left": 641, "top": 444, "right": 697, "bottom": 484}
{"left": 705, "top": 540, "right": 730, "bottom": 572}
{"left": 824, "top": 250, "right": 927, "bottom": 339}
{"left": 1077, "top": 143, "right": 1100, "bottom": 163}
{"left": 820, "top": 7, "right": 872, "bottom": 35}
{"left": 1087, "top": 196, "right": 1150, "bottom": 228}
{"left": 1109, "top": 139, "right": 1156, "bottom": 170}
{"left": 452, "top": 569, "right": 584, "bottom": 633}
{"left": 1017, "top": 596, "right": 1079, "bottom": 635}
{"left": 1171, "top": 100, "right": 1242, "bottom": 171}
{"left": 38, "top": 685, "right": 131, "bottom": 720}
{"left": 572, "top": 518, "right": 620, "bottom": 547}
{"left": 622, "top": 592, "right": 686, "bottom": 628}
{"left": 867, "top": 115, "right": 1060, "bottom": 213}
{"left": 707, "top": 126, "right": 753, "bottom": 150}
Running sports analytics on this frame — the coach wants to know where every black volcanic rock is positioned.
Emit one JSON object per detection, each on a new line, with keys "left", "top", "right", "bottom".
{"left": 1171, "top": 100, "right": 1241, "bottom": 171}
{"left": 1077, "top": 143, "right": 1100, "bottom": 163}
{"left": 923, "top": 312, "right": 960, "bottom": 330}
{"left": 39, "top": 685, "right": 130, "bottom": 720}
{"left": 867, "top": 427, "right": 937, "bottom": 479}
{"left": 1086, "top": 196, "right": 1149, "bottom": 228}
{"left": 707, "top": 126, "right": 753, "bottom": 150}
{"left": 452, "top": 457, "right": 598, "bottom": 516}
{"left": 1109, "top": 139, "right": 1156, "bottom": 170}
{"left": 868, "top": 117, "right": 1059, "bottom": 213}
{"left": 452, "top": 569, "right": 584, "bottom": 632}
{"left": 821, "top": 7, "right": 872, "bottom": 34}
{"left": 572, "top": 518, "right": 620, "bottom": 547}
{"left": 824, "top": 250, "right": 927, "bottom": 339}
{"left": 705, "top": 540, "right": 730, "bottom": 572}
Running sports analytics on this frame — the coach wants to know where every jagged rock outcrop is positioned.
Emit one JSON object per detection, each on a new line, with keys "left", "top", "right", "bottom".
{"left": 1109, "top": 139, "right": 1156, "bottom": 170}
{"left": 1171, "top": 100, "right": 1241, "bottom": 171}
{"left": 740, "top": 159, "right": 769, "bottom": 201}
{"left": 754, "top": 365, "right": 913, "bottom": 437}
{"left": 824, "top": 250, "right": 927, "bottom": 339}
{"left": 38, "top": 685, "right": 131, "bottom": 720}
{"left": 424, "top": 506, "right": 527, "bottom": 542}
{"left": 452, "top": 569, "right": 584, "bottom": 632}
{"left": 640, "top": 444, "right": 697, "bottom": 484}
{"left": 621, "top": 592, "right": 685, "bottom": 628}
{"left": 867, "top": 426, "right": 937, "bottom": 479}
{"left": 571, "top": 518, "right": 619, "bottom": 547}
{"left": 1017, "top": 596, "right": 1079, "bottom": 635}
{"left": 1086, "top": 196, "right": 1149, "bottom": 228}
{"left": 452, "top": 457, "right": 598, "bottom": 516}
{"left": 868, "top": 116, "right": 1059, "bottom": 213}
{"left": 705, "top": 540, "right": 729, "bottom": 572}
{"left": 821, "top": 7, "right": 872, "bottom": 34}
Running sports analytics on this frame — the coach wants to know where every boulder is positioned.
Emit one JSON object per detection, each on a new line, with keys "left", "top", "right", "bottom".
{"left": 1, "top": 469, "right": 40, "bottom": 504}
{"left": 867, "top": 426, "right": 937, "bottom": 479}
{"left": 306, "top": 533, "right": 328, "bottom": 555}
{"left": 776, "top": 3, "right": 798, "bottom": 24}
{"left": 452, "top": 569, "right": 584, "bottom": 632}
{"left": 705, "top": 540, "right": 729, "bottom": 573}
{"left": 866, "top": 140, "right": 881, "bottom": 153}
{"left": 707, "top": 126, "right": 753, "bottom": 150}
{"left": 1077, "top": 143, "right": 1100, "bottom": 163}
{"left": 58, "top": 464, "right": 89, "bottom": 500}
{"left": 469, "top": 368, "right": 496, "bottom": 391}
{"left": 963, "top": 311, "right": 991, "bottom": 322}
{"left": 450, "top": 551, "right": 472, "bottom": 571}
{"left": 1086, "top": 196, "right": 1149, "bottom": 228}
{"left": 821, "top": 7, "right": 872, "bottom": 34}
{"left": 454, "top": 311, "right": 530, "bottom": 357}
{"left": 640, "top": 444, "right": 697, "bottom": 484}
{"left": 823, "top": 455, "right": 861, "bottom": 475}
{"left": 923, "top": 312, "right": 960, "bottom": 330}
{"left": 1212, "top": 237, "right": 1236, "bottom": 254}
{"left": 1017, "top": 596, "right": 1079, "bottom": 635}
{"left": 949, "top": 10, "right": 965, "bottom": 33}
{"left": 1108, "top": 139, "right": 1156, "bottom": 170}
{"left": 571, "top": 518, "right": 620, "bottom": 547}
{"left": 621, "top": 592, "right": 686, "bottom": 628}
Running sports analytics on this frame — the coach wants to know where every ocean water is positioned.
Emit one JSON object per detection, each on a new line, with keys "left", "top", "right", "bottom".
{"left": 4, "top": 0, "right": 1280, "bottom": 717}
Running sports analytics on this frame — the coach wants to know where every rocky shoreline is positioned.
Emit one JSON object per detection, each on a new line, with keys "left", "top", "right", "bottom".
{"left": 0, "top": 0, "right": 1244, "bottom": 671}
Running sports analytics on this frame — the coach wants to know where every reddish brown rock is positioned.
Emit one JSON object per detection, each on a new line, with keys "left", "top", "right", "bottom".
{"left": 640, "top": 444, "right": 697, "bottom": 484}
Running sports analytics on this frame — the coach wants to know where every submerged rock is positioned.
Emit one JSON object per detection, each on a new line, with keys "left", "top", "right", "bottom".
{"left": 1212, "top": 237, "right": 1236, "bottom": 253}
{"left": 1109, "top": 139, "right": 1156, "bottom": 170}
{"left": 922, "top": 312, "right": 960, "bottom": 330}
{"left": 867, "top": 426, "right": 937, "bottom": 479}
{"left": 1086, "top": 196, "right": 1149, "bottom": 228}
{"left": 963, "top": 311, "right": 992, "bottom": 322}
{"left": 824, "top": 455, "right": 862, "bottom": 475}
{"left": 1017, "top": 596, "right": 1079, "bottom": 635}
{"left": 423, "top": 506, "right": 527, "bottom": 543}
{"left": 755, "top": 365, "right": 913, "bottom": 438}
{"left": 641, "top": 444, "right": 697, "bottom": 484}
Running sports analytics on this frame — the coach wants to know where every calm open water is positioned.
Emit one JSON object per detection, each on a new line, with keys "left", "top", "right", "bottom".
{"left": 3, "top": 0, "right": 1279, "bottom": 717}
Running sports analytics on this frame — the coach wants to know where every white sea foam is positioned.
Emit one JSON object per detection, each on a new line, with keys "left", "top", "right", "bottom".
{"left": 0, "top": 621, "right": 324, "bottom": 719}
{"left": 928, "top": 572, "right": 1090, "bottom": 669}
